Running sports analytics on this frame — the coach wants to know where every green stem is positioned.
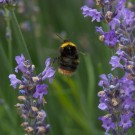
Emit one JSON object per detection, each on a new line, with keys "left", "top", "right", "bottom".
{"left": 0, "top": 42, "right": 12, "bottom": 72}
{"left": 9, "top": 9, "right": 31, "bottom": 59}
{"left": 4, "top": 8, "right": 12, "bottom": 67}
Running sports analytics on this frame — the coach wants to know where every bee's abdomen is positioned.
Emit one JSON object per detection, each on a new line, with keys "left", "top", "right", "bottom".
{"left": 59, "top": 57, "right": 79, "bottom": 71}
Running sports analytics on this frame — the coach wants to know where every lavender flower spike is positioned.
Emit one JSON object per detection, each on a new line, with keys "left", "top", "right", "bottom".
{"left": 81, "top": 0, "right": 135, "bottom": 134}
{"left": 9, "top": 54, "right": 55, "bottom": 135}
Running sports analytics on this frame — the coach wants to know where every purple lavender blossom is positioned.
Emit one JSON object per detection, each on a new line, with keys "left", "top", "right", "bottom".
{"left": 119, "top": 75, "right": 135, "bottom": 97}
{"left": 116, "top": 0, "right": 126, "bottom": 11}
{"left": 81, "top": 5, "right": 102, "bottom": 22}
{"left": 9, "top": 54, "right": 55, "bottom": 134}
{"left": 98, "top": 103, "right": 107, "bottom": 111}
{"left": 0, "top": 0, "right": 15, "bottom": 5}
{"left": 33, "top": 84, "right": 48, "bottom": 101}
{"left": 122, "top": 8, "right": 135, "bottom": 25}
{"left": 81, "top": 5, "right": 92, "bottom": 17}
{"left": 109, "top": 56, "right": 123, "bottom": 70}
{"left": 119, "top": 113, "right": 133, "bottom": 131}
{"left": 123, "top": 97, "right": 135, "bottom": 110}
{"left": 37, "top": 110, "right": 47, "bottom": 122}
{"left": 104, "top": 30, "right": 117, "bottom": 47}
{"left": 99, "top": 116, "right": 116, "bottom": 133}
{"left": 42, "top": 58, "right": 55, "bottom": 82}
{"left": 98, "top": 74, "right": 109, "bottom": 87}
{"left": 15, "top": 54, "right": 26, "bottom": 73}
{"left": 9, "top": 74, "right": 21, "bottom": 88}
{"left": 96, "top": 28, "right": 118, "bottom": 47}
{"left": 95, "top": 27, "right": 104, "bottom": 34}
{"left": 109, "top": 18, "right": 120, "bottom": 30}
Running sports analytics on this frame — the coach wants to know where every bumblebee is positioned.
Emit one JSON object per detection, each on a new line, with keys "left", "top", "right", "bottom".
{"left": 57, "top": 40, "right": 79, "bottom": 76}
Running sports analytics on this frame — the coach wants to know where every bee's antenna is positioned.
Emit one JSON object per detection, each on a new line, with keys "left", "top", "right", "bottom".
{"left": 56, "top": 33, "right": 64, "bottom": 42}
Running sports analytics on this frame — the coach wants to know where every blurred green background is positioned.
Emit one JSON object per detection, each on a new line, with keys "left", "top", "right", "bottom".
{"left": 0, "top": 0, "right": 113, "bottom": 135}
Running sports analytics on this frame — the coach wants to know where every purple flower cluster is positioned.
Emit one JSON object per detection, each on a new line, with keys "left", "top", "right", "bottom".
{"left": 9, "top": 54, "right": 55, "bottom": 135}
{"left": 0, "top": 0, "right": 15, "bottom": 5}
{"left": 81, "top": 0, "right": 135, "bottom": 48}
{"left": 81, "top": 0, "right": 135, "bottom": 134}
{"left": 81, "top": 5, "right": 102, "bottom": 22}
{"left": 98, "top": 73, "right": 135, "bottom": 134}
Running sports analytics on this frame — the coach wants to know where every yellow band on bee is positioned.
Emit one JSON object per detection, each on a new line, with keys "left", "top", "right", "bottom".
{"left": 61, "top": 42, "right": 76, "bottom": 48}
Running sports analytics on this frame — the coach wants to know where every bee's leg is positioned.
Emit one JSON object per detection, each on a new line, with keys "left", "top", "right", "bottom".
{"left": 51, "top": 57, "right": 60, "bottom": 65}
{"left": 78, "top": 50, "right": 86, "bottom": 55}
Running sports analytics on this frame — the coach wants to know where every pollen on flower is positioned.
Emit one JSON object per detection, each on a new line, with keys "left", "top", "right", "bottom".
{"left": 27, "top": 85, "right": 34, "bottom": 90}
{"left": 32, "top": 76, "right": 39, "bottom": 82}
{"left": 98, "top": 91, "right": 105, "bottom": 97}
{"left": 17, "top": 96, "right": 26, "bottom": 101}
{"left": 105, "top": 11, "right": 113, "bottom": 22}
{"left": 127, "top": 2, "right": 134, "bottom": 9}
{"left": 31, "top": 64, "right": 35, "bottom": 69}
{"left": 99, "top": 35, "right": 104, "bottom": 42}
{"left": 96, "top": 0, "right": 101, "bottom": 6}
{"left": 118, "top": 44, "right": 127, "bottom": 50}
{"left": 37, "top": 111, "right": 44, "bottom": 118}
{"left": 127, "top": 65, "right": 133, "bottom": 70}
{"left": 111, "top": 98, "right": 118, "bottom": 106}
{"left": 42, "top": 97, "right": 47, "bottom": 104}
{"left": 21, "top": 122, "right": 29, "bottom": 127}
{"left": 15, "top": 103, "right": 24, "bottom": 109}
{"left": 37, "top": 126, "right": 46, "bottom": 133}
{"left": 25, "top": 126, "right": 33, "bottom": 133}
{"left": 19, "top": 85, "right": 25, "bottom": 89}
{"left": 21, "top": 114, "right": 27, "bottom": 119}
{"left": 31, "top": 106, "right": 38, "bottom": 112}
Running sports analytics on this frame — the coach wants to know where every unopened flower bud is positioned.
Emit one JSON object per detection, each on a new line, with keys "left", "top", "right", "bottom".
{"left": 112, "top": 98, "right": 118, "bottom": 106}
{"left": 98, "top": 91, "right": 105, "bottom": 97}
{"left": 25, "top": 126, "right": 33, "bottom": 133}
{"left": 96, "top": 0, "right": 101, "bottom": 6}
{"left": 99, "top": 35, "right": 104, "bottom": 42}
{"left": 19, "top": 85, "right": 25, "bottom": 89}
{"left": 18, "top": 96, "right": 26, "bottom": 101}
{"left": 15, "top": 103, "right": 24, "bottom": 109}
{"left": 105, "top": 11, "right": 113, "bottom": 22}
{"left": 31, "top": 106, "right": 38, "bottom": 112}
{"left": 37, "top": 126, "right": 46, "bottom": 133}
{"left": 32, "top": 76, "right": 39, "bottom": 83}
{"left": 21, "top": 122, "right": 29, "bottom": 127}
